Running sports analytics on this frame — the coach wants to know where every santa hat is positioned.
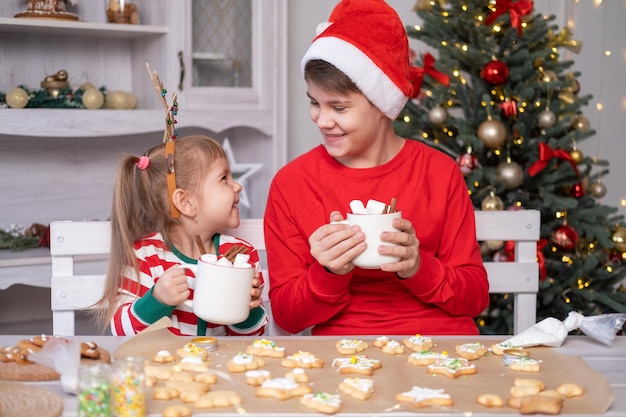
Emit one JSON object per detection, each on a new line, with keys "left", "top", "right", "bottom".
{"left": 301, "top": 0, "right": 414, "bottom": 120}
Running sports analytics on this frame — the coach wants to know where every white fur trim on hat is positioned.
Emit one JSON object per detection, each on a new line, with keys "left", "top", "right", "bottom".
{"left": 301, "top": 36, "right": 408, "bottom": 120}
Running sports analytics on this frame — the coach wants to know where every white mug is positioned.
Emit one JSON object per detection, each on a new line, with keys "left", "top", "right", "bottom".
{"left": 346, "top": 211, "right": 402, "bottom": 269}
{"left": 181, "top": 254, "right": 254, "bottom": 325}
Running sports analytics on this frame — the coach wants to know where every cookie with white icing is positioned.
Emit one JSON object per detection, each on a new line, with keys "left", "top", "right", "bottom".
{"left": 336, "top": 339, "right": 369, "bottom": 355}
{"left": 403, "top": 334, "right": 435, "bottom": 352}
{"left": 227, "top": 352, "right": 266, "bottom": 373}
{"left": 338, "top": 377, "right": 374, "bottom": 400}
{"left": 455, "top": 342, "right": 487, "bottom": 360}
{"left": 427, "top": 357, "right": 477, "bottom": 379}
{"left": 246, "top": 338, "right": 286, "bottom": 358}
{"left": 300, "top": 392, "right": 342, "bottom": 414}
{"left": 255, "top": 377, "right": 313, "bottom": 400}
{"left": 396, "top": 386, "right": 454, "bottom": 408}
{"left": 280, "top": 351, "right": 324, "bottom": 369}
{"left": 332, "top": 355, "right": 382, "bottom": 376}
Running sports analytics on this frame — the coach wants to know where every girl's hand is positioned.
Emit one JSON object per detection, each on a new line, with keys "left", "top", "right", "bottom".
{"left": 309, "top": 210, "right": 366, "bottom": 275}
{"left": 153, "top": 266, "right": 190, "bottom": 306}
{"left": 379, "top": 217, "right": 420, "bottom": 278}
{"left": 249, "top": 272, "right": 262, "bottom": 309}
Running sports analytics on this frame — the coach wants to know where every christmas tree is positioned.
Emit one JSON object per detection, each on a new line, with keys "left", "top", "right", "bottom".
{"left": 394, "top": 0, "right": 626, "bottom": 334}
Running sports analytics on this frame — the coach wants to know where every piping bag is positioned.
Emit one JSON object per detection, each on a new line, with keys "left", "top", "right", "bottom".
{"left": 29, "top": 337, "right": 81, "bottom": 394}
{"left": 503, "top": 311, "right": 626, "bottom": 348}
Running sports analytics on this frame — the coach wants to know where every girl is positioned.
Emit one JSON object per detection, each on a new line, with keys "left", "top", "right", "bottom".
{"left": 97, "top": 135, "right": 267, "bottom": 336}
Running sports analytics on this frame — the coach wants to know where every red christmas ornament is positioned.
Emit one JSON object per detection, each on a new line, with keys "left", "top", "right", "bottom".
{"left": 456, "top": 152, "right": 478, "bottom": 175}
{"left": 551, "top": 224, "right": 579, "bottom": 251}
{"left": 481, "top": 60, "right": 510, "bottom": 85}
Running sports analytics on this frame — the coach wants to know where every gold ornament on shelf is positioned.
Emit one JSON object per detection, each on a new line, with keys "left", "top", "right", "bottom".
{"left": 82, "top": 88, "right": 105, "bottom": 110}
{"left": 6, "top": 87, "right": 30, "bottom": 108}
{"left": 40, "top": 69, "right": 70, "bottom": 98}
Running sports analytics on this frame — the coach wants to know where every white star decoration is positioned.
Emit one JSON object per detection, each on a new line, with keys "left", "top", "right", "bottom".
{"left": 222, "top": 138, "right": 263, "bottom": 209}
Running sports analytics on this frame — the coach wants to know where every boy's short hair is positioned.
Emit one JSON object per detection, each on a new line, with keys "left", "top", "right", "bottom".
{"left": 304, "top": 59, "right": 360, "bottom": 96}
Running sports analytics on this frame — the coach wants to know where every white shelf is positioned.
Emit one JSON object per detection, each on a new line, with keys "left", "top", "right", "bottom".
{"left": 0, "top": 17, "right": 167, "bottom": 38}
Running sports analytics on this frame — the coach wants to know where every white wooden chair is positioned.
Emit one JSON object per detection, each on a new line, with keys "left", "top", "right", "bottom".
{"left": 50, "top": 210, "right": 540, "bottom": 336}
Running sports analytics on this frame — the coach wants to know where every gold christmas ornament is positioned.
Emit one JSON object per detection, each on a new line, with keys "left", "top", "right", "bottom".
{"left": 79, "top": 82, "right": 96, "bottom": 91}
{"left": 589, "top": 181, "right": 607, "bottom": 199}
{"left": 485, "top": 240, "right": 505, "bottom": 251}
{"left": 82, "top": 88, "right": 105, "bottom": 110}
{"left": 6, "top": 87, "right": 29, "bottom": 108}
{"left": 481, "top": 190, "right": 504, "bottom": 211}
{"left": 103, "top": 90, "right": 137, "bottom": 109}
{"left": 477, "top": 119, "right": 506, "bottom": 148}
{"left": 570, "top": 147, "right": 584, "bottom": 164}
{"left": 428, "top": 105, "right": 448, "bottom": 125}
{"left": 538, "top": 109, "right": 556, "bottom": 128}
{"left": 539, "top": 69, "right": 557, "bottom": 83}
{"left": 497, "top": 159, "right": 524, "bottom": 189}
{"left": 574, "top": 115, "right": 591, "bottom": 132}
{"left": 611, "top": 226, "right": 626, "bottom": 253}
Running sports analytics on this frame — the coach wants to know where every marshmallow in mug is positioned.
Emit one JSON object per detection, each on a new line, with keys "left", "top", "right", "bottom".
{"left": 350, "top": 199, "right": 388, "bottom": 215}
{"left": 203, "top": 252, "right": 252, "bottom": 269}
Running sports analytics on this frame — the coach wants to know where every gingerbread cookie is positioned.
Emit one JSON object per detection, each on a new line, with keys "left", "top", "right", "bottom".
{"left": 427, "top": 357, "right": 477, "bottom": 378}
{"left": 403, "top": 334, "right": 434, "bottom": 352}
{"left": 280, "top": 351, "right": 324, "bottom": 369}
{"left": 194, "top": 390, "right": 242, "bottom": 409}
{"left": 246, "top": 339, "right": 286, "bottom": 358}
{"left": 255, "top": 377, "right": 313, "bottom": 400}
{"left": 336, "top": 339, "right": 368, "bottom": 355}
{"left": 338, "top": 377, "right": 374, "bottom": 400}
{"left": 407, "top": 350, "right": 449, "bottom": 366}
{"left": 455, "top": 342, "right": 487, "bottom": 360}
{"left": 227, "top": 353, "right": 265, "bottom": 373}
{"left": 300, "top": 392, "right": 342, "bottom": 414}
{"left": 332, "top": 355, "right": 382, "bottom": 376}
{"left": 396, "top": 386, "right": 453, "bottom": 408}
{"left": 476, "top": 393, "right": 504, "bottom": 408}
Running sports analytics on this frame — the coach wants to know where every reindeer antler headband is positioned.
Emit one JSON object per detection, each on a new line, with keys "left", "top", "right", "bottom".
{"left": 145, "top": 63, "right": 180, "bottom": 218}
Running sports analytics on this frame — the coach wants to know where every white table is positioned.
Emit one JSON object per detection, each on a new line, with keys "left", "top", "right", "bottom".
{"left": 1, "top": 335, "right": 624, "bottom": 416}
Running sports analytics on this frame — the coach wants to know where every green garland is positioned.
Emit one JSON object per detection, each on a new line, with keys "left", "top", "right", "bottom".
{"left": 0, "top": 227, "right": 39, "bottom": 251}
{"left": 0, "top": 86, "right": 106, "bottom": 109}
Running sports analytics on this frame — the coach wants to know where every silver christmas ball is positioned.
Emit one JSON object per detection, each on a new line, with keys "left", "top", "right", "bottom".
{"left": 538, "top": 110, "right": 556, "bottom": 128}
{"left": 497, "top": 160, "right": 524, "bottom": 189}
{"left": 589, "top": 181, "right": 607, "bottom": 198}
{"left": 477, "top": 119, "right": 507, "bottom": 148}
{"left": 428, "top": 105, "right": 448, "bottom": 125}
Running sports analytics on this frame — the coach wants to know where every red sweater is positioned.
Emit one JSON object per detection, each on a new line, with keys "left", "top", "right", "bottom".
{"left": 264, "top": 140, "right": 488, "bottom": 336}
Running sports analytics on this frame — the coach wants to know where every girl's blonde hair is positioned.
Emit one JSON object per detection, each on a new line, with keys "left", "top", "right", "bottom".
{"left": 95, "top": 135, "right": 226, "bottom": 331}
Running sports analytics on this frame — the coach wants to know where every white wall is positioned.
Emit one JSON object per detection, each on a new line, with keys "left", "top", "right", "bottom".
{"left": 287, "top": 1, "right": 626, "bottom": 217}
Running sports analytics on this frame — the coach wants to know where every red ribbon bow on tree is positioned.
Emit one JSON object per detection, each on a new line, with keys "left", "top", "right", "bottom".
{"left": 484, "top": 0, "right": 534, "bottom": 36}
{"left": 408, "top": 52, "right": 450, "bottom": 97}
{"left": 527, "top": 142, "right": 579, "bottom": 177}
{"left": 498, "top": 98, "right": 518, "bottom": 117}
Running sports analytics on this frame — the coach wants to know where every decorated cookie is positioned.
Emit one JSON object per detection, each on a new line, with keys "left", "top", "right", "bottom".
{"left": 285, "top": 367, "right": 309, "bottom": 383}
{"left": 176, "top": 342, "right": 209, "bottom": 362}
{"left": 455, "top": 342, "right": 487, "bottom": 360}
{"left": 427, "top": 357, "right": 477, "bottom": 378}
{"left": 403, "top": 334, "right": 434, "bottom": 352}
{"left": 246, "top": 339, "right": 286, "bottom": 358}
{"left": 300, "top": 392, "right": 342, "bottom": 414}
{"left": 508, "top": 357, "right": 542, "bottom": 373}
{"left": 338, "top": 377, "right": 374, "bottom": 400}
{"left": 332, "top": 355, "right": 382, "bottom": 376}
{"left": 194, "top": 390, "right": 242, "bottom": 409}
{"left": 152, "top": 350, "right": 176, "bottom": 364}
{"left": 227, "top": 352, "right": 265, "bottom": 373}
{"left": 336, "top": 339, "right": 369, "bottom": 355}
{"left": 245, "top": 369, "right": 272, "bottom": 386}
{"left": 396, "top": 386, "right": 454, "bottom": 408}
{"left": 407, "top": 350, "right": 449, "bottom": 366}
{"left": 255, "top": 377, "right": 313, "bottom": 400}
{"left": 280, "top": 351, "right": 324, "bottom": 369}
{"left": 373, "top": 337, "right": 404, "bottom": 355}
{"left": 490, "top": 340, "right": 523, "bottom": 355}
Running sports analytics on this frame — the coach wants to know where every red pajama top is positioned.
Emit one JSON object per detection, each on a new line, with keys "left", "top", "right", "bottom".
{"left": 264, "top": 140, "right": 489, "bottom": 336}
{"left": 111, "top": 232, "right": 268, "bottom": 336}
